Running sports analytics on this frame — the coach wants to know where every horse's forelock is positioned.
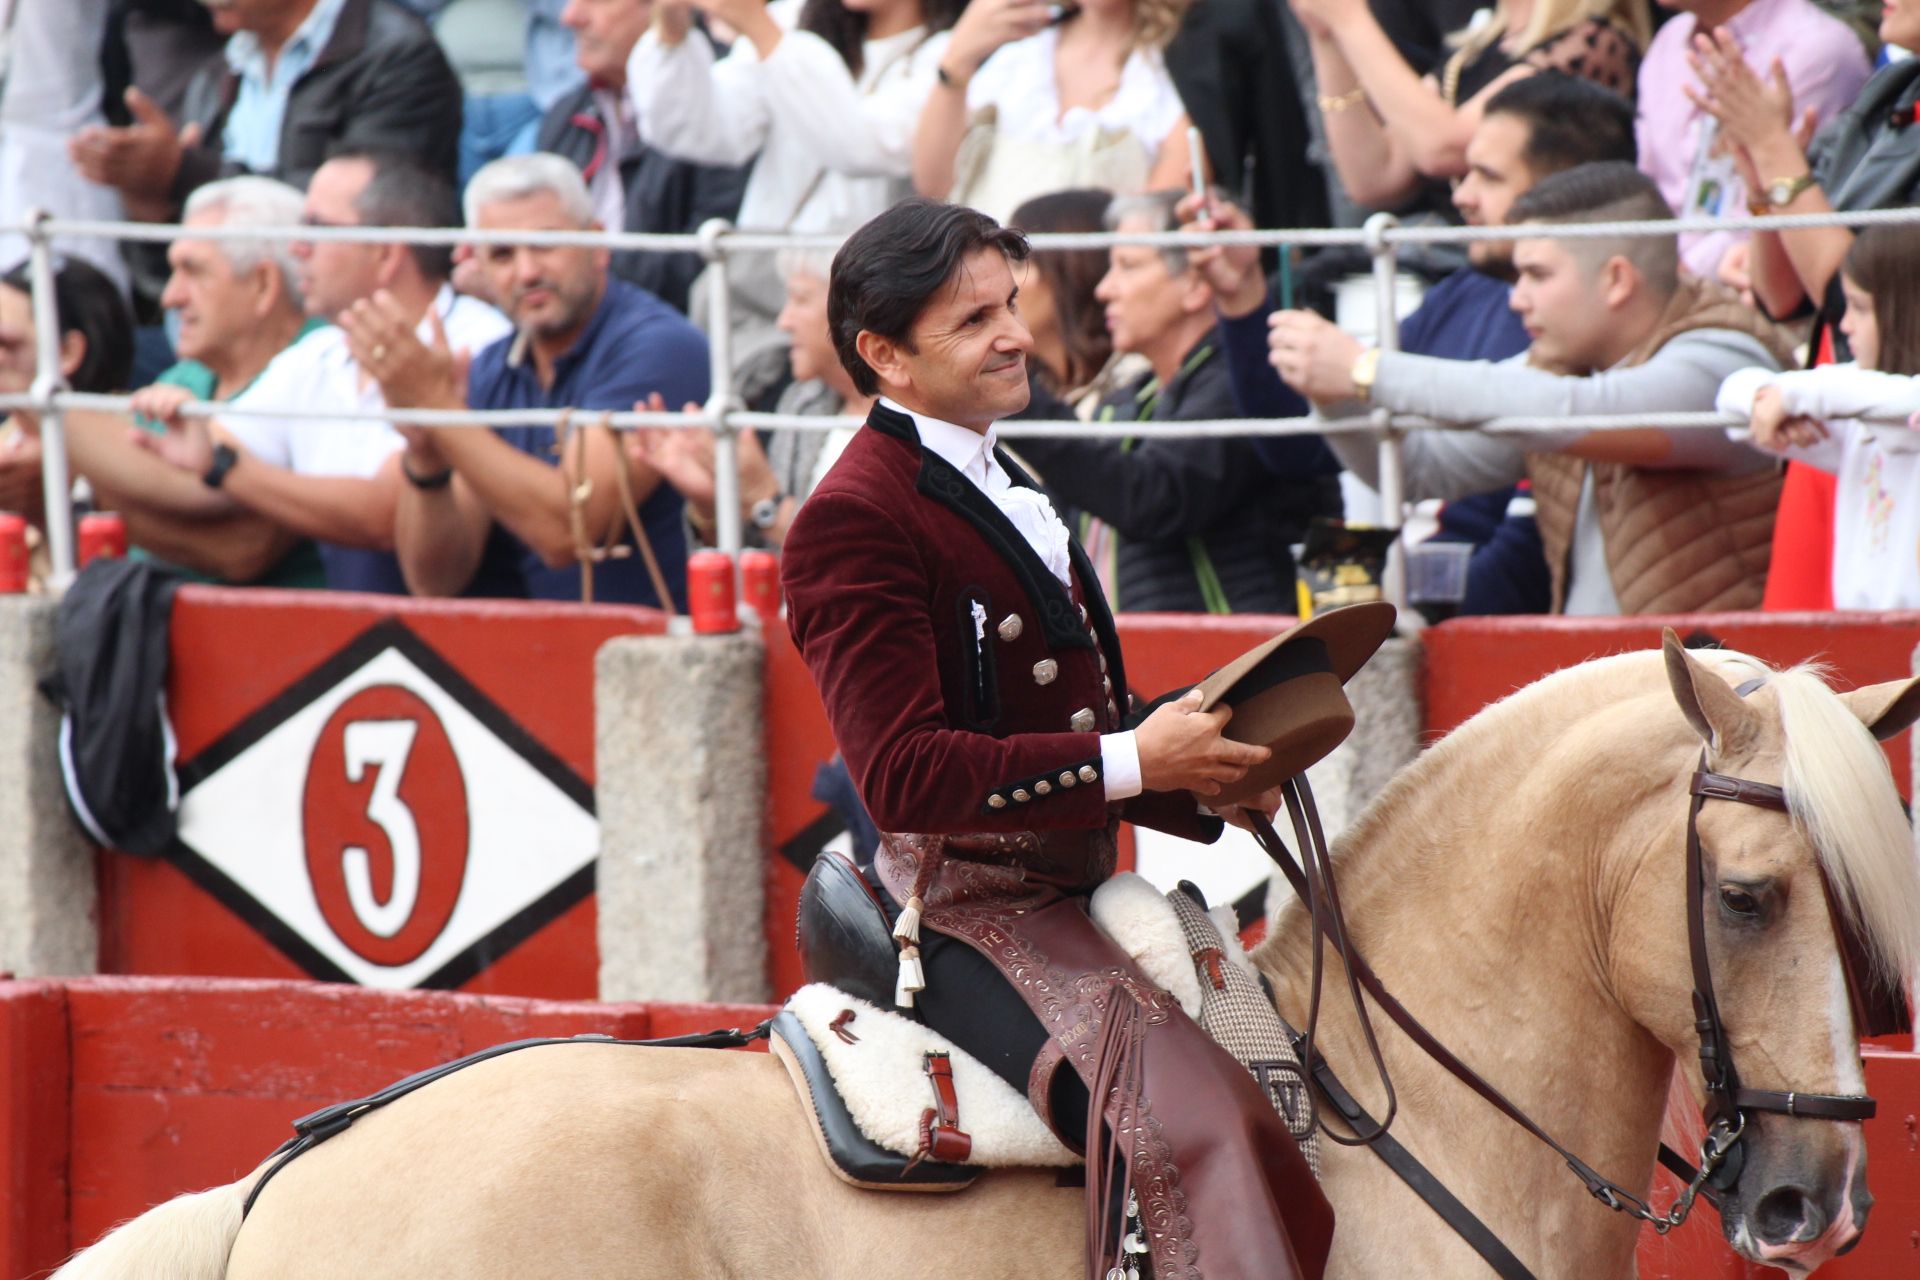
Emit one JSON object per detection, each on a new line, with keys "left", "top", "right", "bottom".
{"left": 1764, "top": 666, "right": 1920, "bottom": 992}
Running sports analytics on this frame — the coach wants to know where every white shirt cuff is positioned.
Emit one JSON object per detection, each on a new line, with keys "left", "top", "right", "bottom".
{"left": 1100, "top": 731, "right": 1142, "bottom": 801}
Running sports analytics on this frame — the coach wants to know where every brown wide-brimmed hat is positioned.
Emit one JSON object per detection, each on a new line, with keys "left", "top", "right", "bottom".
{"left": 1193, "top": 601, "right": 1397, "bottom": 806}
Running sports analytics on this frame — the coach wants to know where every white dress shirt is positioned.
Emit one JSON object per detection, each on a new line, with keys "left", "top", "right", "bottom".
{"left": 227, "top": 288, "right": 513, "bottom": 477}
{"left": 883, "top": 398, "right": 1143, "bottom": 800}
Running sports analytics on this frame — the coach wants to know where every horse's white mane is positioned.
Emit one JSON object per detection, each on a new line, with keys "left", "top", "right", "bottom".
{"left": 1728, "top": 658, "right": 1920, "bottom": 989}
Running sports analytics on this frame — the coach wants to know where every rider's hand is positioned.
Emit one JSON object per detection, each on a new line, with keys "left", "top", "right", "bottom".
{"left": 1135, "top": 688, "right": 1270, "bottom": 798}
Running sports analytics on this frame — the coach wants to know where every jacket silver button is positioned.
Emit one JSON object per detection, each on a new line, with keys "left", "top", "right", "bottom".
{"left": 1013, "top": 788, "right": 1032, "bottom": 803}
{"left": 997, "top": 614, "right": 1023, "bottom": 643}
{"left": 1033, "top": 658, "right": 1058, "bottom": 685}
{"left": 1078, "top": 765, "right": 1099, "bottom": 784}
{"left": 1070, "top": 708, "right": 1095, "bottom": 733}
{"left": 987, "top": 794, "right": 1007, "bottom": 809}
{"left": 1059, "top": 771, "right": 1076, "bottom": 788}
{"left": 1035, "top": 780, "right": 1052, "bottom": 796}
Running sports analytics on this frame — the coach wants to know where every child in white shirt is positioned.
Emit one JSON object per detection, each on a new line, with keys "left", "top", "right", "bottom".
{"left": 1719, "top": 225, "right": 1920, "bottom": 610}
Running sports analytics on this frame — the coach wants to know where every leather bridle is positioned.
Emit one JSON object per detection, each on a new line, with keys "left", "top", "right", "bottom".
{"left": 1249, "top": 697, "right": 1905, "bottom": 1278}
{"left": 1684, "top": 760, "right": 1881, "bottom": 1193}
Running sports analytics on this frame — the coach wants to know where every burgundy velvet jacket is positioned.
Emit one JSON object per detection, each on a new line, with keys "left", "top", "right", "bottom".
{"left": 782, "top": 402, "right": 1222, "bottom": 851}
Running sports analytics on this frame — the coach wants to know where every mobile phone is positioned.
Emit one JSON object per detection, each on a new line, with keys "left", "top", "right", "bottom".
{"left": 1187, "top": 124, "right": 1211, "bottom": 227}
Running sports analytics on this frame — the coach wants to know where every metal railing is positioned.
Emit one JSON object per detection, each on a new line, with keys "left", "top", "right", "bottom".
{"left": 12, "top": 199, "right": 1916, "bottom": 595}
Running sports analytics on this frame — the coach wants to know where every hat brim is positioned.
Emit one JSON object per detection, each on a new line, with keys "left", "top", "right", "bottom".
{"left": 1193, "top": 601, "right": 1398, "bottom": 806}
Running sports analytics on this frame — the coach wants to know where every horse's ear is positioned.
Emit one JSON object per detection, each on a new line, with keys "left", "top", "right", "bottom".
{"left": 1838, "top": 677, "right": 1920, "bottom": 741}
{"left": 1662, "top": 629, "right": 1758, "bottom": 754}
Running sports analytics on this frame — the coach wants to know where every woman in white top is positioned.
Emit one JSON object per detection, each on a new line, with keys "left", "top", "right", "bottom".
{"left": 913, "top": 0, "right": 1198, "bottom": 222}
{"left": 631, "top": 0, "right": 960, "bottom": 259}
{"left": 1720, "top": 225, "right": 1920, "bottom": 611}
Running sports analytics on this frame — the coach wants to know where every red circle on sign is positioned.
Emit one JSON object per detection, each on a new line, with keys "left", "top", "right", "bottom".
{"left": 302, "top": 684, "right": 469, "bottom": 966}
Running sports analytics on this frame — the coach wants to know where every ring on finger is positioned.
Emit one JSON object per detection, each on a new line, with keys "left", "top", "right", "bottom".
{"left": 372, "top": 344, "right": 388, "bottom": 362}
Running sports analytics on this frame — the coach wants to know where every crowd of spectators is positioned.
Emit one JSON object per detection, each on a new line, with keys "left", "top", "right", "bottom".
{"left": 0, "top": 0, "right": 1915, "bottom": 617}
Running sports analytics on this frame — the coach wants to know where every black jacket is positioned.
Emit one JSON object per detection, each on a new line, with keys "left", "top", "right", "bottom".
{"left": 1165, "top": 0, "right": 1325, "bottom": 233}
{"left": 1013, "top": 341, "right": 1343, "bottom": 615}
{"left": 536, "top": 82, "right": 749, "bottom": 315}
{"left": 170, "top": 0, "right": 462, "bottom": 200}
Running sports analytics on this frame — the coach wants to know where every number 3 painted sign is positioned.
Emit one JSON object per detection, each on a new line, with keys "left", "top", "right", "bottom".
{"left": 303, "top": 684, "right": 471, "bottom": 966}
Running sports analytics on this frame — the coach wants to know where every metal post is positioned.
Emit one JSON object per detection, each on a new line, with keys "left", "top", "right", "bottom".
{"left": 27, "top": 211, "right": 76, "bottom": 590}
{"left": 697, "top": 219, "right": 743, "bottom": 563}
{"left": 1362, "top": 211, "right": 1405, "bottom": 610}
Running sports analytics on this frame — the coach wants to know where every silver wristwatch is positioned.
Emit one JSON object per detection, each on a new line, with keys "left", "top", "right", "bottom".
{"left": 749, "top": 495, "right": 783, "bottom": 530}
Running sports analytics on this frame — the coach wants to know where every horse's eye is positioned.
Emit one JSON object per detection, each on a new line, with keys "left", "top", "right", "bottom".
{"left": 1719, "top": 885, "right": 1761, "bottom": 917}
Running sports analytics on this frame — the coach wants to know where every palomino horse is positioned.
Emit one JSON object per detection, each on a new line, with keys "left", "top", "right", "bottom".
{"left": 54, "top": 637, "right": 1920, "bottom": 1279}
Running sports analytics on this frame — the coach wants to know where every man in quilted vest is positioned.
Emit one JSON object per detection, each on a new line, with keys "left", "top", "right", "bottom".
{"left": 1276, "top": 161, "right": 1795, "bottom": 614}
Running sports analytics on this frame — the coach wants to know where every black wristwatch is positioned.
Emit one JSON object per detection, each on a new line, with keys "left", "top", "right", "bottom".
{"left": 401, "top": 457, "right": 455, "bottom": 490}
{"left": 201, "top": 443, "right": 238, "bottom": 489}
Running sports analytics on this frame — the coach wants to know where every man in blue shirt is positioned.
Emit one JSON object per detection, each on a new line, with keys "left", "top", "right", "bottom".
{"left": 345, "top": 152, "right": 707, "bottom": 606}
{"left": 1201, "top": 72, "right": 1636, "bottom": 613}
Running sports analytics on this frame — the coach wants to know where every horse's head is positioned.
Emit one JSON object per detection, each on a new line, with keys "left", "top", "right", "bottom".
{"left": 1609, "top": 636, "right": 1920, "bottom": 1273}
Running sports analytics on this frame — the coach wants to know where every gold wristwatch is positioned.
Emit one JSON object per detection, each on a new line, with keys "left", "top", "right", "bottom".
{"left": 1748, "top": 172, "right": 1815, "bottom": 215}
{"left": 1350, "top": 347, "right": 1382, "bottom": 401}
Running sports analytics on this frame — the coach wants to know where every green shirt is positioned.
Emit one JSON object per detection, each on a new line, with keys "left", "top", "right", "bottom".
{"left": 130, "top": 321, "right": 330, "bottom": 590}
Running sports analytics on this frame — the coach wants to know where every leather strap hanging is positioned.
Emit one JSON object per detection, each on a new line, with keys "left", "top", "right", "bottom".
{"left": 557, "top": 410, "right": 678, "bottom": 613}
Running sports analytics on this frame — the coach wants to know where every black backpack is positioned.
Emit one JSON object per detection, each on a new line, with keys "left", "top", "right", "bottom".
{"left": 40, "top": 558, "right": 186, "bottom": 855}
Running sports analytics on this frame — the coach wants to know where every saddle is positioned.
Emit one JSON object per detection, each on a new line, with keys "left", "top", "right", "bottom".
{"left": 787, "top": 851, "right": 1318, "bottom": 1191}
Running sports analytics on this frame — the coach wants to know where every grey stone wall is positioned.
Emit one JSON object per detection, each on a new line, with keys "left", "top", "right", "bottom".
{"left": 0, "top": 596, "right": 96, "bottom": 975}
{"left": 595, "top": 630, "right": 769, "bottom": 1003}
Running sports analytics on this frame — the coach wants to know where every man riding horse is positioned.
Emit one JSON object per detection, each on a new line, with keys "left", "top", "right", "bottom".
{"left": 780, "top": 199, "right": 1336, "bottom": 1278}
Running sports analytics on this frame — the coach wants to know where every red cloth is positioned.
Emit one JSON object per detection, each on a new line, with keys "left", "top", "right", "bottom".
{"left": 781, "top": 403, "right": 1215, "bottom": 844}
{"left": 1761, "top": 461, "right": 1837, "bottom": 611}
{"left": 1761, "top": 324, "right": 1838, "bottom": 611}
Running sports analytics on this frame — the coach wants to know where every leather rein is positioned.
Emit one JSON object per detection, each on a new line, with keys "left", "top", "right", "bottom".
{"left": 1249, "top": 723, "right": 1886, "bottom": 1275}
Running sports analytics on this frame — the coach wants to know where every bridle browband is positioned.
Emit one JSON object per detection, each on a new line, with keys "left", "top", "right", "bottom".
{"left": 1249, "top": 673, "right": 1901, "bottom": 1276}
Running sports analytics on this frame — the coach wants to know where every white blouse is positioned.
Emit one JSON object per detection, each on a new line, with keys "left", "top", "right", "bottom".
{"left": 628, "top": 1, "right": 949, "bottom": 236}
{"left": 965, "top": 25, "right": 1183, "bottom": 151}
{"left": 1719, "top": 363, "right": 1920, "bottom": 611}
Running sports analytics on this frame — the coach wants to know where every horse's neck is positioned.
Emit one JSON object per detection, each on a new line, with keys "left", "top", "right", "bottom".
{"left": 1262, "top": 668, "right": 1683, "bottom": 1268}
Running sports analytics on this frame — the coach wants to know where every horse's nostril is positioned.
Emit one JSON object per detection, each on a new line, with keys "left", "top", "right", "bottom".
{"left": 1752, "top": 1186, "right": 1826, "bottom": 1246}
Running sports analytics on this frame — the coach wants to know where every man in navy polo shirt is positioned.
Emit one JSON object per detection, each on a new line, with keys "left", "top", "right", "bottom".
{"left": 345, "top": 151, "right": 706, "bottom": 605}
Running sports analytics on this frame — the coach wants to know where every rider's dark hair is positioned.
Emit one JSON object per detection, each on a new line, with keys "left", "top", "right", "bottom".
{"left": 829, "top": 199, "right": 1030, "bottom": 398}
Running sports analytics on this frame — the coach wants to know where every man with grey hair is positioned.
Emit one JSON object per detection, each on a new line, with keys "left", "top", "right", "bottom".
{"left": 345, "top": 151, "right": 708, "bottom": 603}
{"left": 129, "top": 151, "right": 516, "bottom": 595}
{"left": 60, "top": 175, "right": 333, "bottom": 586}
{"left": 1009, "top": 189, "right": 1341, "bottom": 614}
{"left": 1272, "top": 161, "right": 1795, "bottom": 615}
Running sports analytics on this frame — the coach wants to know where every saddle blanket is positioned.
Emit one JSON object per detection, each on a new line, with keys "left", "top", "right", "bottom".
{"left": 777, "top": 873, "right": 1310, "bottom": 1182}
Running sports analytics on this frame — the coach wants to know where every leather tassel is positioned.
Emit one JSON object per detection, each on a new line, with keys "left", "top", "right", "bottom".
{"left": 892, "top": 896, "right": 924, "bottom": 945}
{"left": 895, "top": 943, "right": 926, "bottom": 1008}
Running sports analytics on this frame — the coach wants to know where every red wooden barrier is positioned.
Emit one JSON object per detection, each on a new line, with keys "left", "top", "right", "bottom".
{"left": 0, "top": 978, "right": 773, "bottom": 1279}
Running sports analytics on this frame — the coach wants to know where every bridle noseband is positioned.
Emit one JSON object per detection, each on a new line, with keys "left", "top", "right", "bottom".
{"left": 1686, "top": 751, "right": 1884, "bottom": 1187}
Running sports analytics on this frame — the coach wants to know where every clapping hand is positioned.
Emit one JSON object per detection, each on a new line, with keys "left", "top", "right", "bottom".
{"left": 1684, "top": 27, "right": 1815, "bottom": 167}
{"left": 69, "top": 88, "right": 200, "bottom": 202}
{"left": 340, "top": 292, "right": 469, "bottom": 412}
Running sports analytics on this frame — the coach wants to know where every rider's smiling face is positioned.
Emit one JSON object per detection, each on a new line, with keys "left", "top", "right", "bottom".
{"left": 856, "top": 248, "right": 1033, "bottom": 433}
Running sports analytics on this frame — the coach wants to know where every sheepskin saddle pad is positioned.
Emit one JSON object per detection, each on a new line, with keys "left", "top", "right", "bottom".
{"left": 771, "top": 873, "right": 1317, "bottom": 1192}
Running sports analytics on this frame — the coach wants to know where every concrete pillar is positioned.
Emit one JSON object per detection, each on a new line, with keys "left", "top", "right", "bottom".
{"left": 595, "top": 630, "right": 768, "bottom": 1004}
{"left": 0, "top": 597, "right": 97, "bottom": 975}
